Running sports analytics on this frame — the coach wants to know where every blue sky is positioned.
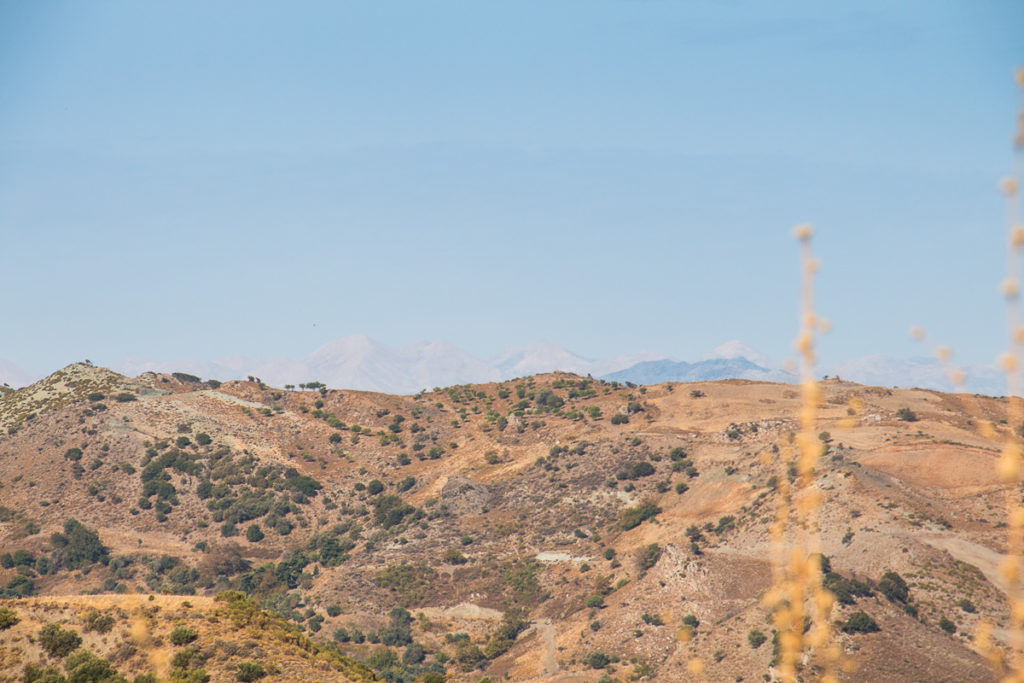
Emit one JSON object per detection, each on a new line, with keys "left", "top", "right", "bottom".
{"left": 1, "top": 0, "right": 1022, "bottom": 376}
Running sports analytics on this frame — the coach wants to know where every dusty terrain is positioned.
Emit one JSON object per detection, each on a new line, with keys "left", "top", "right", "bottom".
{"left": 0, "top": 363, "right": 1020, "bottom": 681}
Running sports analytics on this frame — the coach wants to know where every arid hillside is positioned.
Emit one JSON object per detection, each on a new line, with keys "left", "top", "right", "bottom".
{"left": 0, "top": 363, "right": 1019, "bottom": 682}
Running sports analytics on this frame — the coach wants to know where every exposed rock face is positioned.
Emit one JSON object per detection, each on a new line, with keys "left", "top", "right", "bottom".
{"left": 440, "top": 476, "right": 495, "bottom": 514}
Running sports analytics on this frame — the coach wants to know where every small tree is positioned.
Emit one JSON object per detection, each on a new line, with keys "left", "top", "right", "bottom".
{"left": 896, "top": 407, "right": 918, "bottom": 422}
{"left": 748, "top": 629, "right": 767, "bottom": 648}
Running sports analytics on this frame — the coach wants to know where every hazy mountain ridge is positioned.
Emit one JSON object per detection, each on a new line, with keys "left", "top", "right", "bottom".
{"left": 601, "top": 356, "right": 796, "bottom": 385}
{"left": 2, "top": 337, "right": 1009, "bottom": 397}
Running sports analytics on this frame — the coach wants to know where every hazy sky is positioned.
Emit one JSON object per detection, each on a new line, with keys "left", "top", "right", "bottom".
{"left": 1, "top": 0, "right": 1022, "bottom": 375}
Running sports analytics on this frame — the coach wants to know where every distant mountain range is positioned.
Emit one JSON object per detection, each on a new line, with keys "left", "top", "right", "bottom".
{"left": 0, "top": 336, "right": 1010, "bottom": 396}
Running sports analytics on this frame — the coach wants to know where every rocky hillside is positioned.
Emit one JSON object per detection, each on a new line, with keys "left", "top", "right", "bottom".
{"left": 0, "top": 363, "right": 1018, "bottom": 681}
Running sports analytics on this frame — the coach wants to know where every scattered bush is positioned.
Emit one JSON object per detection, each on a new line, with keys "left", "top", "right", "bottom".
{"left": 938, "top": 616, "right": 957, "bottom": 634}
{"left": 748, "top": 629, "right": 767, "bottom": 648}
{"left": 841, "top": 611, "right": 879, "bottom": 634}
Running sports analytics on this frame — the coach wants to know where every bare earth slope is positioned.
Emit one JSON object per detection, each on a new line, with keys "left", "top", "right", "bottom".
{"left": 0, "top": 363, "right": 1017, "bottom": 681}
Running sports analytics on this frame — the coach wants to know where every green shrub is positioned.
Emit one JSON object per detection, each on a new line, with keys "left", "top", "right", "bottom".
{"left": 402, "top": 642, "right": 425, "bottom": 665}
{"left": 587, "top": 651, "right": 610, "bottom": 669}
{"left": 616, "top": 461, "right": 655, "bottom": 480}
{"left": 619, "top": 500, "right": 661, "bottom": 530}
{"left": 23, "top": 663, "right": 66, "bottom": 682}
{"left": 823, "top": 571, "right": 873, "bottom": 605}
{"left": 65, "top": 649, "right": 124, "bottom": 682}
{"left": 83, "top": 609, "right": 115, "bottom": 634}
{"left": 236, "top": 661, "right": 266, "bottom": 682}
{"left": 0, "top": 607, "right": 19, "bottom": 630}
{"left": 38, "top": 623, "right": 82, "bottom": 658}
{"left": 841, "top": 611, "right": 879, "bottom": 634}
{"left": 610, "top": 414, "right": 629, "bottom": 425}
{"left": 366, "top": 646, "right": 398, "bottom": 669}
{"left": 195, "top": 433, "right": 212, "bottom": 446}
{"left": 681, "top": 614, "right": 699, "bottom": 628}
{"left": 714, "top": 515, "right": 736, "bottom": 534}
{"left": 454, "top": 640, "right": 486, "bottom": 671}
{"left": 444, "top": 548, "right": 468, "bottom": 565}
{"left": 878, "top": 571, "right": 909, "bottom": 604}
{"left": 747, "top": 629, "right": 767, "bottom": 648}
{"left": 169, "top": 625, "right": 198, "bottom": 646}
{"left": 373, "top": 495, "right": 414, "bottom": 529}
{"left": 958, "top": 598, "right": 976, "bottom": 613}
{"left": 896, "top": 407, "right": 918, "bottom": 422}
{"left": 245, "top": 525, "right": 264, "bottom": 543}
{"left": 366, "top": 479, "right": 384, "bottom": 496}
{"left": 938, "top": 616, "right": 957, "bottom": 634}
{"left": 636, "top": 543, "right": 662, "bottom": 570}
{"left": 585, "top": 595, "right": 605, "bottom": 608}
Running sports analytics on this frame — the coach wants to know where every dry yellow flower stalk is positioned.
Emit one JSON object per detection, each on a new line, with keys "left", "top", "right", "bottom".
{"left": 764, "top": 224, "right": 838, "bottom": 682}
{"left": 975, "top": 67, "right": 1024, "bottom": 682}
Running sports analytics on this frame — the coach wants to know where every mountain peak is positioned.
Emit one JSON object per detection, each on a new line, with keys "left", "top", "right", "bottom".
{"left": 702, "top": 340, "right": 770, "bottom": 367}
